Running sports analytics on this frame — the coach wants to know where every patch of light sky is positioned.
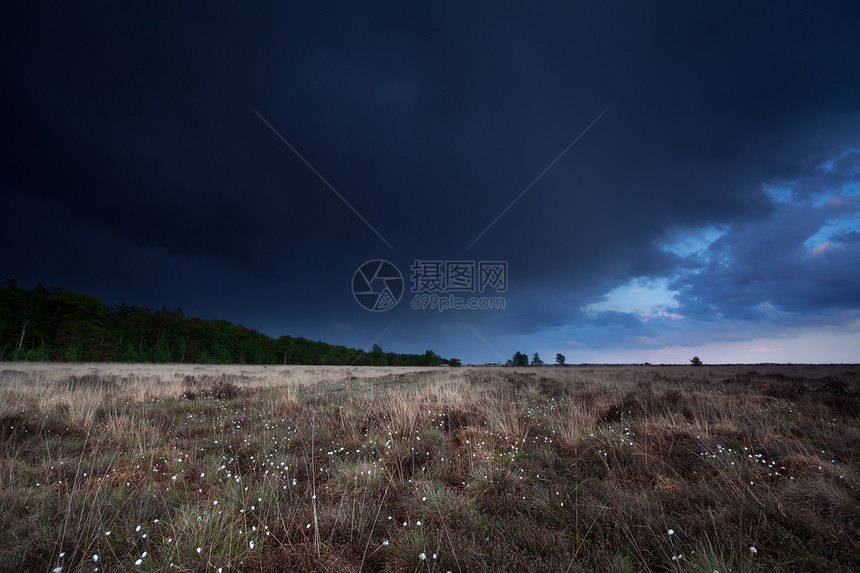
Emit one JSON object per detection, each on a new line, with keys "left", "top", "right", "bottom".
{"left": 803, "top": 209, "right": 860, "bottom": 250}
{"left": 559, "top": 329, "right": 860, "bottom": 364}
{"left": 763, "top": 184, "right": 794, "bottom": 204}
{"left": 658, "top": 224, "right": 727, "bottom": 258}
{"left": 763, "top": 157, "right": 860, "bottom": 252}
{"left": 584, "top": 277, "right": 679, "bottom": 316}
{"left": 583, "top": 225, "right": 726, "bottom": 317}
{"left": 766, "top": 151, "right": 860, "bottom": 207}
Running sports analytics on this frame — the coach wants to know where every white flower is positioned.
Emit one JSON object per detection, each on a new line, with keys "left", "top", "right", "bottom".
{"left": 419, "top": 553, "right": 426, "bottom": 560}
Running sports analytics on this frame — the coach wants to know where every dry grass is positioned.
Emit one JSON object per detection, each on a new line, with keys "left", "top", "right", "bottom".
{"left": 1, "top": 363, "right": 858, "bottom": 571}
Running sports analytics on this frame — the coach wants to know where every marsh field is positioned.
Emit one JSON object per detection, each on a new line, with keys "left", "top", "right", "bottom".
{"left": 1, "top": 364, "right": 858, "bottom": 572}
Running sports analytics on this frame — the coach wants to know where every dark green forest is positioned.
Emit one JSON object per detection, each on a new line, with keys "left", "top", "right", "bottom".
{"left": 0, "top": 281, "right": 451, "bottom": 366}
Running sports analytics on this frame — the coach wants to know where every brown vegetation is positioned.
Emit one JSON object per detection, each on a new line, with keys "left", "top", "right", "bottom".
{"left": 1, "top": 363, "right": 858, "bottom": 571}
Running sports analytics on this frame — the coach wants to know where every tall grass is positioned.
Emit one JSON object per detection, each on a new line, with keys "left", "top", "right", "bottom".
{"left": 1, "top": 363, "right": 858, "bottom": 571}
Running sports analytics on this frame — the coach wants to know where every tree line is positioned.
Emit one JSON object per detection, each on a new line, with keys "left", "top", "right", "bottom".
{"left": 0, "top": 281, "right": 455, "bottom": 366}
{"left": 506, "top": 351, "right": 567, "bottom": 366}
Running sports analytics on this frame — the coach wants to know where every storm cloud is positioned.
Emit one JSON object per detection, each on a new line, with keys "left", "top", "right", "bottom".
{"left": 2, "top": 2, "right": 859, "bottom": 363}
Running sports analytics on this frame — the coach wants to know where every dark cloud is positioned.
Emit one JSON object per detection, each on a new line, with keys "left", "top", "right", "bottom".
{"left": 834, "top": 230, "right": 860, "bottom": 245}
{"left": 671, "top": 193, "right": 860, "bottom": 324}
{"left": 2, "top": 2, "right": 859, "bottom": 362}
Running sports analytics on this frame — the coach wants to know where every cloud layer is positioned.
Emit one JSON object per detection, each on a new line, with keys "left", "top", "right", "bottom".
{"left": 2, "top": 3, "right": 859, "bottom": 362}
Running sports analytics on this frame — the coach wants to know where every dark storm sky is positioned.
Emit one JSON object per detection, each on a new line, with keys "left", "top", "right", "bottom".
{"left": 2, "top": 2, "right": 859, "bottom": 363}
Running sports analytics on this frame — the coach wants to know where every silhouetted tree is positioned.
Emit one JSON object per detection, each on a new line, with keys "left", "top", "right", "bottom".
{"left": 421, "top": 349, "right": 443, "bottom": 366}
{"left": 508, "top": 351, "right": 529, "bottom": 366}
{"left": 369, "top": 343, "right": 387, "bottom": 366}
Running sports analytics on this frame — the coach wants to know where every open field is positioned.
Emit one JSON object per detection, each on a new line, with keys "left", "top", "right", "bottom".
{"left": 1, "top": 363, "right": 859, "bottom": 572}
